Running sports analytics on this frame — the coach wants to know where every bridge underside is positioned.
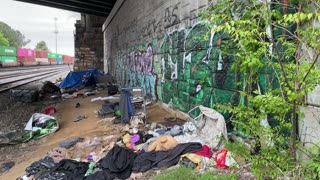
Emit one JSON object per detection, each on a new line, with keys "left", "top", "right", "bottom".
{"left": 15, "top": 0, "right": 116, "bottom": 17}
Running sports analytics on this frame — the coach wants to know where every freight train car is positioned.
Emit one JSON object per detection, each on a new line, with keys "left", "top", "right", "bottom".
{"left": 35, "top": 50, "right": 49, "bottom": 65}
{"left": 48, "top": 52, "right": 57, "bottom": 65}
{"left": 0, "top": 46, "right": 19, "bottom": 67}
{"left": 56, "top": 54, "right": 63, "bottom": 64}
{"left": 62, "top": 55, "right": 74, "bottom": 64}
{"left": 0, "top": 45, "right": 74, "bottom": 68}
{"left": 18, "top": 48, "right": 37, "bottom": 66}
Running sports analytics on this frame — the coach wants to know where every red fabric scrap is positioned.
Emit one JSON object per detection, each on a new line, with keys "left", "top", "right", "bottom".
{"left": 44, "top": 106, "right": 57, "bottom": 115}
{"left": 215, "top": 148, "right": 228, "bottom": 169}
{"left": 194, "top": 145, "right": 213, "bottom": 158}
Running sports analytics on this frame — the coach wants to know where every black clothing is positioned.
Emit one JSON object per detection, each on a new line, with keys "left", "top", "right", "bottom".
{"left": 132, "top": 143, "right": 202, "bottom": 172}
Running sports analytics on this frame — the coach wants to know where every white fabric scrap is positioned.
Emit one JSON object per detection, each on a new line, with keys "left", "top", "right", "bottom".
{"left": 24, "top": 113, "right": 58, "bottom": 132}
{"left": 174, "top": 134, "right": 205, "bottom": 145}
{"left": 90, "top": 96, "right": 119, "bottom": 102}
{"left": 225, "top": 151, "right": 239, "bottom": 168}
{"left": 182, "top": 121, "right": 197, "bottom": 133}
{"left": 195, "top": 106, "right": 228, "bottom": 149}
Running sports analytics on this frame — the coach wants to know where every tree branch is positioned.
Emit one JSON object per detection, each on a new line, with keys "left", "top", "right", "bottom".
{"left": 271, "top": 24, "right": 301, "bottom": 42}
{"left": 298, "top": 52, "right": 320, "bottom": 89}
{"left": 275, "top": 43, "right": 295, "bottom": 92}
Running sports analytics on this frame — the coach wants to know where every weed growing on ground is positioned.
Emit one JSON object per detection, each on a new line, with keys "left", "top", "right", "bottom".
{"left": 154, "top": 166, "right": 237, "bottom": 180}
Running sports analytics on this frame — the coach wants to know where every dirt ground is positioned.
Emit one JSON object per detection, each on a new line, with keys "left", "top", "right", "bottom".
{"left": 0, "top": 90, "right": 177, "bottom": 179}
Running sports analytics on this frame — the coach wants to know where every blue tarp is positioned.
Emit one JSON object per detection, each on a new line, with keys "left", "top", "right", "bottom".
{"left": 59, "top": 69, "right": 102, "bottom": 89}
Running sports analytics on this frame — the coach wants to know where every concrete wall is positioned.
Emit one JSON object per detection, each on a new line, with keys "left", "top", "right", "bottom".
{"left": 74, "top": 14, "right": 105, "bottom": 71}
{"left": 299, "top": 106, "right": 320, "bottom": 159}
{"left": 103, "top": 0, "right": 240, "bottom": 112}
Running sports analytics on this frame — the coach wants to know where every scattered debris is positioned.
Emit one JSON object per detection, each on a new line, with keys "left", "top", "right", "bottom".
{"left": 47, "top": 147, "right": 70, "bottom": 163}
{"left": 10, "top": 89, "right": 39, "bottom": 103}
{"left": 24, "top": 156, "right": 58, "bottom": 179}
{"left": 150, "top": 122, "right": 157, "bottom": 130}
{"left": 50, "top": 95, "right": 59, "bottom": 99}
{"left": 129, "top": 172, "right": 143, "bottom": 180}
{"left": 74, "top": 115, "right": 88, "bottom": 122}
{"left": 84, "top": 91, "right": 96, "bottom": 96}
{"left": 44, "top": 106, "right": 57, "bottom": 115}
{"left": 215, "top": 148, "right": 238, "bottom": 169}
{"left": 90, "top": 96, "right": 120, "bottom": 102}
{"left": 0, "top": 161, "right": 15, "bottom": 174}
{"left": 75, "top": 102, "right": 80, "bottom": 108}
{"left": 97, "top": 117, "right": 116, "bottom": 123}
{"left": 55, "top": 77, "right": 63, "bottom": 83}
{"left": 61, "top": 93, "right": 74, "bottom": 99}
{"left": 107, "top": 85, "right": 119, "bottom": 95}
{"left": 130, "top": 115, "right": 145, "bottom": 128}
{"left": 148, "top": 135, "right": 178, "bottom": 151}
{"left": 97, "top": 102, "right": 118, "bottom": 118}
{"left": 41, "top": 81, "right": 60, "bottom": 94}
{"left": 59, "top": 137, "right": 85, "bottom": 149}
{"left": 0, "top": 113, "right": 59, "bottom": 146}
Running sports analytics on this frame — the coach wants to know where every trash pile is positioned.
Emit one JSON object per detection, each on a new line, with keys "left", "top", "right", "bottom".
{"left": 17, "top": 105, "right": 243, "bottom": 180}
{"left": 56, "top": 69, "right": 120, "bottom": 101}
{"left": 8, "top": 69, "right": 117, "bottom": 103}
{"left": 0, "top": 113, "right": 59, "bottom": 146}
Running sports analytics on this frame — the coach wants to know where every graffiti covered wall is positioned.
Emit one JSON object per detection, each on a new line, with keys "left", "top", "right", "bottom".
{"left": 103, "top": 0, "right": 240, "bottom": 112}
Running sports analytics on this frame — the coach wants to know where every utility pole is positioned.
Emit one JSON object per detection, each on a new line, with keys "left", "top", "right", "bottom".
{"left": 54, "top": 17, "right": 59, "bottom": 54}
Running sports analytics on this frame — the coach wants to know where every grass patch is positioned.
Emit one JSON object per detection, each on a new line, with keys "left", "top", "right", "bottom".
{"left": 154, "top": 166, "right": 237, "bottom": 180}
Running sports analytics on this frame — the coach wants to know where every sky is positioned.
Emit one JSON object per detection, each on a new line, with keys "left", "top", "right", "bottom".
{"left": 0, "top": 0, "right": 80, "bottom": 56}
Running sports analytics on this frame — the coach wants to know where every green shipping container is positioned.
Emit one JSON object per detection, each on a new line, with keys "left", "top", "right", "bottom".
{"left": 0, "top": 56, "right": 17, "bottom": 62}
{"left": 0, "top": 46, "right": 17, "bottom": 56}
{"left": 48, "top": 52, "right": 57, "bottom": 59}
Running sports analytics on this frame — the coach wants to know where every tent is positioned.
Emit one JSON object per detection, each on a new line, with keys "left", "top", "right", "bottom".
{"left": 59, "top": 69, "right": 102, "bottom": 89}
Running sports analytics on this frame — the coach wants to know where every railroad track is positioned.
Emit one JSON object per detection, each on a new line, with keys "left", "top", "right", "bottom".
{"left": 0, "top": 66, "right": 68, "bottom": 80}
{"left": 0, "top": 67, "right": 70, "bottom": 92}
{"left": 0, "top": 64, "right": 71, "bottom": 72}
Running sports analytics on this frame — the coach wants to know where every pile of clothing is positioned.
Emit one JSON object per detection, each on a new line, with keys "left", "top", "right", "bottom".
{"left": 21, "top": 143, "right": 203, "bottom": 180}
{"left": 19, "top": 106, "right": 236, "bottom": 180}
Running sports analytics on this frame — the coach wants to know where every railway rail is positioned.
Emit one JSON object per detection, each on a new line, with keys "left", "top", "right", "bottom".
{"left": 0, "top": 65, "right": 70, "bottom": 92}
{"left": 0, "top": 66, "right": 68, "bottom": 80}
{"left": 0, "top": 64, "right": 72, "bottom": 72}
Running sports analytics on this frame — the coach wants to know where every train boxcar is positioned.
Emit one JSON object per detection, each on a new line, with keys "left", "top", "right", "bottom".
{"left": 18, "top": 48, "right": 36, "bottom": 66}
{"left": 35, "top": 50, "right": 49, "bottom": 65}
{"left": 0, "top": 56, "right": 20, "bottom": 67}
{"left": 48, "top": 52, "right": 57, "bottom": 65}
{"left": 0, "top": 46, "right": 17, "bottom": 56}
{"left": 62, "top": 55, "right": 74, "bottom": 64}
{"left": 0, "top": 46, "right": 18, "bottom": 67}
{"left": 56, "top": 54, "right": 63, "bottom": 64}
{"left": 48, "top": 58, "right": 57, "bottom": 65}
{"left": 18, "top": 48, "right": 35, "bottom": 57}
{"left": 48, "top": 52, "right": 57, "bottom": 59}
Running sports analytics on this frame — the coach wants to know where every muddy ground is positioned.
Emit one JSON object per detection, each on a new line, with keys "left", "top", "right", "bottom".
{"left": 0, "top": 71, "right": 69, "bottom": 169}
